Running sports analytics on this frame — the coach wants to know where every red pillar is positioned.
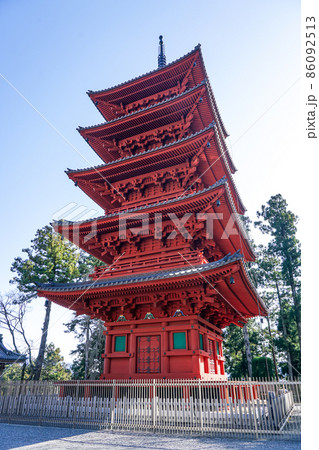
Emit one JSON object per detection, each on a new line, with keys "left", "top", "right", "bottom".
{"left": 189, "top": 325, "right": 199, "bottom": 377}
{"left": 103, "top": 329, "right": 112, "bottom": 376}
{"left": 128, "top": 332, "right": 136, "bottom": 376}
{"left": 162, "top": 324, "right": 169, "bottom": 377}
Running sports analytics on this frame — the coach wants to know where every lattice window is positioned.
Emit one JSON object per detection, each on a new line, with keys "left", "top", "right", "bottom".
{"left": 137, "top": 336, "right": 160, "bottom": 374}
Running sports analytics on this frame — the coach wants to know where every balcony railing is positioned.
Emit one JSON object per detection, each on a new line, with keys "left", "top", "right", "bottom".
{"left": 90, "top": 251, "right": 208, "bottom": 280}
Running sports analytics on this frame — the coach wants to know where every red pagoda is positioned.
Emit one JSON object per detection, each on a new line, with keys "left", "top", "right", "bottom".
{"left": 38, "top": 37, "right": 266, "bottom": 380}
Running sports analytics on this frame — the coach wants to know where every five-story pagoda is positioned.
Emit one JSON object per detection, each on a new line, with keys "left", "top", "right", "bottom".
{"left": 38, "top": 37, "right": 266, "bottom": 379}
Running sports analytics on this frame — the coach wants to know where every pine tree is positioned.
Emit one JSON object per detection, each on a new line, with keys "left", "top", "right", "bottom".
{"left": 255, "top": 195, "right": 301, "bottom": 378}
{"left": 255, "top": 194, "right": 301, "bottom": 346}
{"left": 65, "top": 314, "right": 106, "bottom": 380}
{"left": 40, "top": 343, "right": 71, "bottom": 380}
{"left": 223, "top": 320, "right": 263, "bottom": 378}
{"left": 10, "top": 225, "right": 95, "bottom": 380}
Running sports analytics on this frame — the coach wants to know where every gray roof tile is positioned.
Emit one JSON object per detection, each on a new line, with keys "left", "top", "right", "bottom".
{"left": 0, "top": 335, "right": 27, "bottom": 363}
{"left": 39, "top": 250, "right": 243, "bottom": 293}
{"left": 53, "top": 176, "right": 227, "bottom": 226}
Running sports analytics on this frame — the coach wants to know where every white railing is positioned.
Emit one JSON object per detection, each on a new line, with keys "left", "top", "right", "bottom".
{"left": 0, "top": 379, "right": 300, "bottom": 440}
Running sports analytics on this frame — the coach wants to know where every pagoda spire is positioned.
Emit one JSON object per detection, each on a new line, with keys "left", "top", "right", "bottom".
{"left": 158, "top": 35, "right": 166, "bottom": 68}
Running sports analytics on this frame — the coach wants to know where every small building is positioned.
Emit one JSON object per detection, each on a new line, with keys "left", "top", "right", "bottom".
{"left": 0, "top": 334, "right": 27, "bottom": 376}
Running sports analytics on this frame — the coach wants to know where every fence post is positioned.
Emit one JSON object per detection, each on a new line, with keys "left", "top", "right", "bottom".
{"left": 8, "top": 382, "right": 15, "bottom": 423}
{"left": 249, "top": 378, "right": 258, "bottom": 439}
{"left": 152, "top": 379, "right": 157, "bottom": 430}
{"left": 39, "top": 382, "right": 46, "bottom": 426}
{"left": 0, "top": 378, "right": 300, "bottom": 438}
{"left": 110, "top": 380, "right": 115, "bottom": 429}
{"left": 198, "top": 379, "right": 203, "bottom": 434}
{"left": 72, "top": 381, "right": 79, "bottom": 428}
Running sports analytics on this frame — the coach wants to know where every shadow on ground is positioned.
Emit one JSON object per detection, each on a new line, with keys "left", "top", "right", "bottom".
{"left": 0, "top": 423, "right": 88, "bottom": 449}
{"left": 0, "top": 423, "right": 301, "bottom": 450}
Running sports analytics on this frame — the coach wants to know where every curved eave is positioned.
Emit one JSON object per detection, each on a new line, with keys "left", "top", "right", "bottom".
{"left": 38, "top": 252, "right": 242, "bottom": 296}
{"left": 216, "top": 182, "right": 254, "bottom": 261}
{"left": 215, "top": 127, "right": 237, "bottom": 174}
{"left": 67, "top": 125, "right": 215, "bottom": 178}
{"left": 78, "top": 81, "right": 207, "bottom": 135}
{"left": 68, "top": 123, "right": 245, "bottom": 216}
{"left": 54, "top": 177, "right": 227, "bottom": 231}
{"left": 53, "top": 177, "right": 254, "bottom": 261}
{"left": 37, "top": 252, "right": 266, "bottom": 321}
{"left": 196, "top": 47, "right": 238, "bottom": 173}
{"left": 0, "top": 347, "right": 27, "bottom": 363}
{"left": 196, "top": 47, "right": 228, "bottom": 138}
{"left": 89, "top": 48, "right": 203, "bottom": 121}
{"left": 216, "top": 261, "right": 267, "bottom": 319}
{"left": 87, "top": 45, "right": 201, "bottom": 99}
{"left": 52, "top": 179, "right": 227, "bottom": 262}
{"left": 212, "top": 127, "right": 243, "bottom": 209}
{"left": 68, "top": 126, "right": 216, "bottom": 213}
{"left": 86, "top": 45, "right": 229, "bottom": 154}
{"left": 201, "top": 128, "right": 244, "bottom": 213}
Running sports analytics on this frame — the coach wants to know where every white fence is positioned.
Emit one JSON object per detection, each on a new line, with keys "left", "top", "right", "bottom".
{"left": 0, "top": 379, "right": 301, "bottom": 439}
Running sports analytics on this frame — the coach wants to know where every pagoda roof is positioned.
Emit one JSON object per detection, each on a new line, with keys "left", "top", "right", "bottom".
{"left": 79, "top": 80, "right": 208, "bottom": 134}
{"left": 88, "top": 46, "right": 202, "bottom": 121}
{"left": 79, "top": 81, "right": 236, "bottom": 173}
{"left": 37, "top": 251, "right": 267, "bottom": 324}
{"left": 54, "top": 176, "right": 226, "bottom": 225}
{"left": 67, "top": 125, "right": 245, "bottom": 214}
{"left": 39, "top": 251, "right": 243, "bottom": 291}
{"left": 88, "top": 46, "right": 201, "bottom": 98}
{"left": 87, "top": 45, "right": 229, "bottom": 140}
{"left": 53, "top": 177, "right": 254, "bottom": 261}
{"left": 68, "top": 124, "right": 215, "bottom": 176}
{"left": 0, "top": 334, "right": 27, "bottom": 364}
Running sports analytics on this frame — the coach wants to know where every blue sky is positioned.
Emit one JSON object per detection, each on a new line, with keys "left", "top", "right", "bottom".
{"left": 0, "top": 0, "right": 300, "bottom": 362}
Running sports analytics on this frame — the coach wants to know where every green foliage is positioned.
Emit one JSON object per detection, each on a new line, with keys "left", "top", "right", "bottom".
{"left": 1, "top": 343, "right": 71, "bottom": 381}
{"left": 10, "top": 225, "right": 91, "bottom": 298}
{"left": 1, "top": 363, "right": 31, "bottom": 381}
{"left": 223, "top": 324, "right": 247, "bottom": 378}
{"left": 255, "top": 194, "right": 301, "bottom": 280}
{"left": 40, "top": 343, "right": 71, "bottom": 380}
{"left": 9, "top": 225, "right": 96, "bottom": 380}
{"left": 65, "top": 314, "right": 105, "bottom": 380}
{"left": 223, "top": 321, "right": 263, "bottom": 378}
{"left": 252, "top": 356, "right": 274, "bottom": 379}
{"left": 254, "top": 195, "right": 301, "bottom": 378}
{"left": 255, "top": 194, "right": 301, "bottom": 343}
{"left": 223, "top": 194, "right": 300, "bottom": 380}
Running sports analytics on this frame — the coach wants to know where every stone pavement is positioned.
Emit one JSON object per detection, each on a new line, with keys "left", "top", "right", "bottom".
{"left": 0, "top": 423, "right": 301, "bottom": 449}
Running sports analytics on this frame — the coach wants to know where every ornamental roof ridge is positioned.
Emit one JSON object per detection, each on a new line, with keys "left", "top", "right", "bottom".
{"left": 86, "top": 45, "right": 201, "bottom": 97}
{"left": 240, "top": 259, "right": 268, "bottom": 314}
{"left": 66, "top": 123, "right": 216, "bottom": 175}
{"left": 196, "top": 46, "right": 229, "bottom": 139}
{"left": 38, "top": 250, "right": 243, "bottom": 292}
{"left": 223, "top": 181, "right": 254, "bottom": 258}
{"left": 212, "top": 125, "right": 243, "bottom": 210}
{"left": 78, "top": 80, "right": 207, "bottom": 133}
{"left": 52, "top": 176, "right": 227, "bottom": 226}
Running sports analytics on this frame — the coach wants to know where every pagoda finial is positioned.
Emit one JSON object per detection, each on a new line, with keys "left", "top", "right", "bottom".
{"left": 158, "top": 35, "right": 166, "bottom": 69}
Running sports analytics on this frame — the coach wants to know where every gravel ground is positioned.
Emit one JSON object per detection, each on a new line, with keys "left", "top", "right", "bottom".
{"left": 0, "top": 424, "right": 301, "bottom": 450}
